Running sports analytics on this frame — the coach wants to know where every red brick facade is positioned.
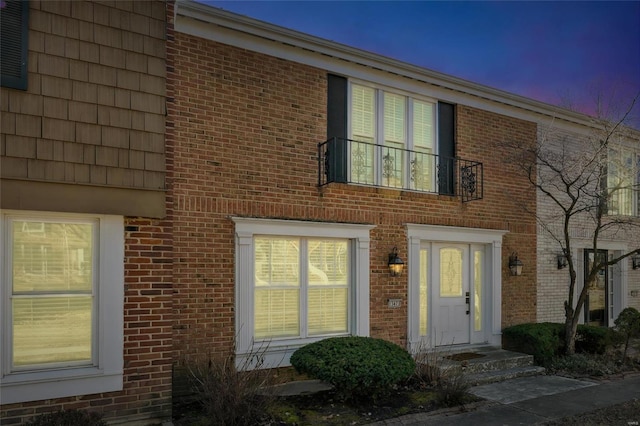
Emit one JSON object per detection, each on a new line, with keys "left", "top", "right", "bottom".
{"left": 167, "top": 28, "right": 538, "bottom": 365}
{"left": 1, "top": 2, "right": 540, "bottom": 424}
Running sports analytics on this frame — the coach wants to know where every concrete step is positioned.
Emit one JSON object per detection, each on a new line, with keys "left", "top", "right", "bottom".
{"left": 435, "top": 348, "right": 535, "bottom": 372}
{"left": 465, "top": 365, "right": 547, "bottom": 386}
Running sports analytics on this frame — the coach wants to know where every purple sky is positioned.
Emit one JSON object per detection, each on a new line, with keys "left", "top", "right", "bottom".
{"left": 203, "top": 1, "right": 640, "bottom": 125}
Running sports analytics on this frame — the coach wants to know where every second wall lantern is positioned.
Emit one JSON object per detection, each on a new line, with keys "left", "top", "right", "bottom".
{"left": 509, "top": 252, "right": 523, "bottom": 276}
{"left": 388, "top": 247, "right": 404, "bottom": 277}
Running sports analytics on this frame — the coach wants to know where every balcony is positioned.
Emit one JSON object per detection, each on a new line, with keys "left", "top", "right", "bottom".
{"left": 318, "top": 138, "right": 483, "bottom": 202}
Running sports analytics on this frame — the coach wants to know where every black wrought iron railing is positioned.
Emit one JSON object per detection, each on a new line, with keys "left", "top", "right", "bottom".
{"left": 318, "top": 137, "right": 483, "bottom": 202}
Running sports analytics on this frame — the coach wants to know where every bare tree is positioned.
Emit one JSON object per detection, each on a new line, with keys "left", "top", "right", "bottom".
{"left": 510, "top": 94, "right": 640, "bottom": 354}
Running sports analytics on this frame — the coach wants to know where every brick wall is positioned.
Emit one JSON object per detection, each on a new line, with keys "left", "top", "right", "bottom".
{"left": 0, "top": 0, "right": 166, "bottom": 191}
{"left": 167, "top": 29, "right": 538, "bottom": 367}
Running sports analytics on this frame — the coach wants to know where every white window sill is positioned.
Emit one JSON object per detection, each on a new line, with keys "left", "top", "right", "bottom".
{"left": 1, "top": 367, "right": 123, "bottom": 404}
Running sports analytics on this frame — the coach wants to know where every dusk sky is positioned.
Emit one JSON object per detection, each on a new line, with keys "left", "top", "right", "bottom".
{"left": 204, "top": 1, "right": 640, "bottom": 125}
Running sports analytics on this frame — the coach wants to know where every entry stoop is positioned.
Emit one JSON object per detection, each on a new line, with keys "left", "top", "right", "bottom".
{"left": 439, "top": 347, "right": 546, "bottom": 386}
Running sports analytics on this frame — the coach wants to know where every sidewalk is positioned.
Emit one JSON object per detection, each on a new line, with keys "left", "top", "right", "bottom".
{"left": 370, "top": 373, "right": 640, "bottom": 425}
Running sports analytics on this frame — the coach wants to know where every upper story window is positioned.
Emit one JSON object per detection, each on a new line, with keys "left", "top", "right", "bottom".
{"left": 0, "top": 0, "right": 29, "bottom": 90}
{"left": 322, "top": 74, "right": 482, "bottom": 200}
{"left": 607, "top": 147, "right": 639, "bottom": 216}
{"left": 349, "top": 84, "right": 436, "bottom": 191}
{"left": 1, "top": 211, "right": 124, "bottom": 404}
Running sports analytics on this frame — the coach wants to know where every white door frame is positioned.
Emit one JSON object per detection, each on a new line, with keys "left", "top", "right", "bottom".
{"left": 406, "top": 224, "right": 507, "bottom": 351}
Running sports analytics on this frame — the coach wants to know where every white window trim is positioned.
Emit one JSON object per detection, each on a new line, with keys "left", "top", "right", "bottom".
{"left": 1, "top": 210, "right": 124, "bottom": 404}
{"left": 232, "top": 217, "right": 374, "bottom": 368}
{"left": 406, "top": 224, "right": 507, "bottom": 351}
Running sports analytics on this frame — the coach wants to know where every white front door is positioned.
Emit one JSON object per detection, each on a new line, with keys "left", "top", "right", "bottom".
{"left": 433, "top": 243, "right": 470, "bottom": 345}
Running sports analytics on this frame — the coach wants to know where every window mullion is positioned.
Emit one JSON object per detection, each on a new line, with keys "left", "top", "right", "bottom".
{"left": 376, "top": 90, "right": 384, "bottom": 185}
{"left": 406, "top": 98, "right": 414, "bottom": 189}
{"left": 300, "top": 239, "right": 308, "bottom": 338}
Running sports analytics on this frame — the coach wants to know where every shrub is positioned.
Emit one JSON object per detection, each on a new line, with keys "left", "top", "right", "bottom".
{"left": 548, "top": 353, "right": 622, "bottom": 377}
{"left": 290, "top": 336, "right": 416, "bottom": 402}
{"left": 614, "top": 307, "right": 640, "bottom": 361}
{"left": 575, "top": 324, "right": 619, "bottom": 354}
{"left": 412, "top": 340, "right": 454, "bottom": 387}
{"left": 25, "top": 410, "right": 107, "bottom": 426}
{"left": 435, "top": 370, "right": 470, "bottom": 407}
{"left": 188, "top": 345, "right": 277, "bottom": 426}
{"left": 502, "top": 322, "right": 564, "bottom": 366}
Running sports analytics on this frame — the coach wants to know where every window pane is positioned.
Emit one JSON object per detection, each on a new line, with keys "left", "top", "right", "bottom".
{"left": 412, "top": 100, "right": 434, "bottom": 191}
{"left": 411, "top": 150, "right": 434, "bottom": 192}
{"left": 254, "top": 237, "right": 300, "bottom": 339}
{"left": 308, "top": 240, "right": 348, "bottom": 285}
{"left": 308, "top": 288, "right": 347, "bottom": 335}
{"left": 384, "top": 93, "right": 405, "bottom": 144}
{"left": 474, "top": 251, "right": 483, "bottom": 331}
{"left": 413, "top": 100, "right": 433, "bottom": 150}
{"left": 351, "top": 140, "right": 375, "bottom": 184}
{"left": 440, "top": 248, "right": 462, "bottom": 297}
{"left": 352, "top": 85, "right": 375, "bottom": 140}
{"left": 12, "top": 297, "right": 92, "bottom": 367}
{"left": 351, "top": 85, "right": 376, "bottom": 185}
{"left": 608, "top": 148, "right": 634, "bottom": 215}
{"left": 419, "top": 249, "right": 428, "bottom": 336}
{"left": 255, "top": 289, "right": 299, "bottom": 338}
{"left": 383, "top": 93, "right": 405, "bottom": 188}
{"left": 308, "top": 240, "right": 348, "bottom": 335}
{"left": 255, "top": 237, "right": 299, "bottom": 286}
{"left": 12, "top": 221, "right": 94, "bottom": 293}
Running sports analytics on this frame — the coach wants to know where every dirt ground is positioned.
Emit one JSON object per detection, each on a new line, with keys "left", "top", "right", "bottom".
{"left": 544, "top": 398, "right": 640, "bottom": 425}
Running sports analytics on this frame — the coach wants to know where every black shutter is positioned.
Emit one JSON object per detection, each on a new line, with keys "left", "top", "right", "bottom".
{"left": 438, "top": 102, "right": 456, "bottom": 195}
{"left": 326, "top": 74, "right": 348, "bottom": 183}
{"left": 1, "top": 0, "right": 29, "bottom": 90}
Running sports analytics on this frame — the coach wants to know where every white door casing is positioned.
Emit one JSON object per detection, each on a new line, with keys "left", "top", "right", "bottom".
{"left": 407, "top": 224, "right": 507, "bottom": 351}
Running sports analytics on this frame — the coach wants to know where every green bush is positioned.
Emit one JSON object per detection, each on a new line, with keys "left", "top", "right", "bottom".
{"left": 503, "top": 322, "right": 623, "bottom": 365}
{"left": 614, "top": 307, "right": 640, "bottom": 360}
{"left": 548, "top": 353, "right": 623, "bottom": 377}
{"left": 502, "top": 322, "right": 564, "bottom": 366}
{"left": 25, "top": 410, "right": 107, "bottom": 426}
{"left": 290, "top": 336, "right": 416, "bottom": 402}
{"left": 575, "top": 324, "right": 619, "bottom": 354}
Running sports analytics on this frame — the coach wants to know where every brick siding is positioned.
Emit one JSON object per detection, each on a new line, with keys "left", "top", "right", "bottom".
{"left": 167, "top": 30, "right": 538, "bottom": 367}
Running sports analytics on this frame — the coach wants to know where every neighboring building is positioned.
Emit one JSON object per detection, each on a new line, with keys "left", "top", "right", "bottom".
{"left": 169, "top": 0, "right": 540, "bottom": 370}
{"left": 535, "top": 122, "right": 640, "bottom": 325}
{"left": 0, "top": 1, "right": 170, "bottom": 424}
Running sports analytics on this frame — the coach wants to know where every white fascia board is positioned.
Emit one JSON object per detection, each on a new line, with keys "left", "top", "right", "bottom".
{"left": 176, "top": 0, "right": 598, "bottom": 130}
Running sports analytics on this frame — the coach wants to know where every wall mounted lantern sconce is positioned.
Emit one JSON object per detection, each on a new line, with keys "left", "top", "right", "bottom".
{"left": 632, "top": 253, "right": 640, "bottom": 270}
{"left": 557, "top": 253, "right": 568, "bottom": 269}
{"left": 388, "top": 247, "right": 404, "bottom": 277}
{"left": 509, "top": 252, "right": 523, "bottom": 276}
